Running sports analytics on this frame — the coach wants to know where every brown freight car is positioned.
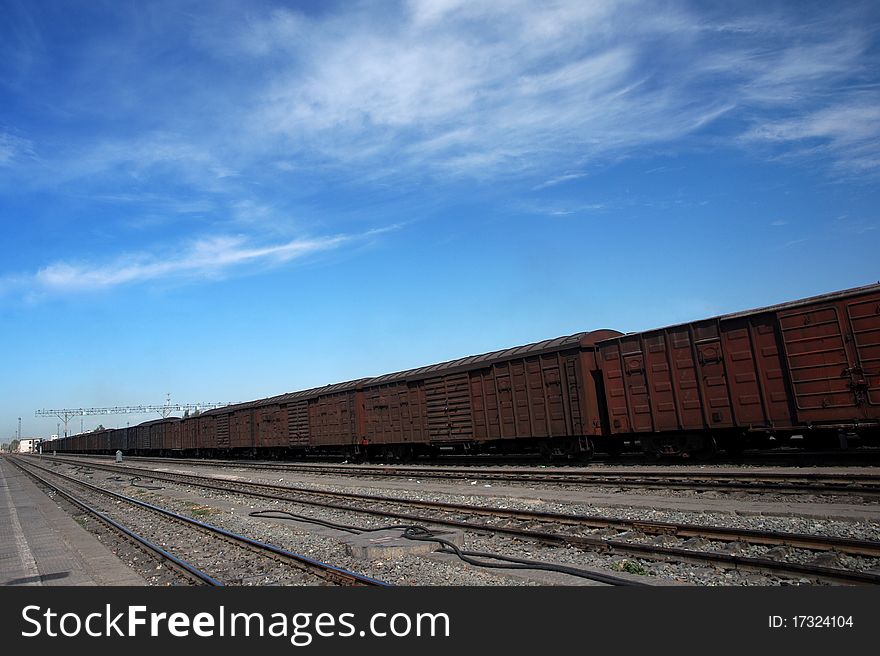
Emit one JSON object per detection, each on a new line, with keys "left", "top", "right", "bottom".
{"left": 173, "top": 332, "right": 619, "bottom": 459}
{"left": 357, "top": 330, "right": 621, "bottom": 458}
{"left": 168, "top": 418, "right": 182, "bottom": 451}
{"left": 254, "top": 400, "right": 286, "bottom": 449}
{"left": 181, "top": 414, "right": 198, "bottom": 451}
{"left": 109, "top": 426, "right": 125, "bottom": 453}
{"left": 190, "top": 382, "right": 368, "bottom": 456}
{"left": 42, "top": 283, "right": 878, "bottom": 461}
{"left": 125, "top": 418, "right": 174, "bottom": 454}
{"left": 305, "top": 381, "right": 367, "bottom": 450}
{"left": 596, "top": 283, "right": 880, "bottom": 456}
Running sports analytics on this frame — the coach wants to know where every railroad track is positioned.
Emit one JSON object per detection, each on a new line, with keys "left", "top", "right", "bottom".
{"left": 39, "top": 455, "right": 880, "bottom": 585}
{"left": 49, "top": 453, "right": 880, "bottom": 498}
{"left": 7, "top": 458, "right": 222, "bottom": 586}
{"left": 11, "top": 458, "right": 386, "bottom": 587}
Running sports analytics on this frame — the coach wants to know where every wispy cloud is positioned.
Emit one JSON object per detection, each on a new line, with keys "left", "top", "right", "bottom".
{"left": 2, "top": 1, "right": 876, "bottom": 196}
{"left": 781, "top": 238, "right": 808, "bottom": 249}
{"left": 532, "top": 172, "right": 590, "bottom": 191}
{"left": 250, "top": 7, "right": 715, "bottom": 178}
{"left": 63, "top": 132, "right": 237, "bottom": 188}
{"left": 235, "top": 1, "right": 877, "bottom": 180}
{"left": 1, "top": 227, "right": 391, "bottom": 299}
{"left": 742, "top": 98, "right": 880, "bottom": 178}
{"left": 0, "top": 130, "right": 32, "bottom": 166}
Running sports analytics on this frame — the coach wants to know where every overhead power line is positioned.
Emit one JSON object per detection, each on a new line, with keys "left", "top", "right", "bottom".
{"left": 35, "top": 395, "right": 235, "bottom": 436}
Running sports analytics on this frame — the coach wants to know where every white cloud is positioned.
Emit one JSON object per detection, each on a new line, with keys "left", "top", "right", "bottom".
{"left": 0, "top": 131, "right": 32, "bottom": 166}
{"left": 4, "top": 1, "right": 877, "bottom": 198}
{"left": 739, "top": 37, "right": 870, "bottom": 105}
{"left": 532, "top": 172, "right": 589, "bottom": 191}
{"left": 2, "top": 229, "right": 386, "bottom": 297}
{"left": 237, "top": 1, "right": 875, "bottom": 180}
{"left": 742, "top": 98, "right": 880, "bottom": 177}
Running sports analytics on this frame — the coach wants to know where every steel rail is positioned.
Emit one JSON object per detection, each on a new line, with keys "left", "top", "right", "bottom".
{"left": 15, "top": 458, "right": 387, "bottom": 587}
{"left": 43, "top": 456, "right": 880, "bottom": 558}
{"left": 55, "top": 453, "right": 880, "bottom": 497}
{"left": 39, "top": 456, "right": 880, "bottom": 585}
{"left": 8, "top": 458, "right": 222, "bottom": 586}
{"left": 43, "top": 455, "right": 880, "bottom": 557}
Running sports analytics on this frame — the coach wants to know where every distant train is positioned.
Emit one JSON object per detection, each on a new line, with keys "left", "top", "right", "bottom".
{"left": 46, "top": 284, "right": 880, "bottom": 460}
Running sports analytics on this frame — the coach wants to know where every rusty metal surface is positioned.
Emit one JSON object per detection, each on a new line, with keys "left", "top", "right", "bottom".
{"left": 228, "top": 408, "right": 254, "bottom": 449}
{"left": 255, "top": 404, "right": 286, "bottom": 448}
{"left": 285, "top": 399, "right": 309, "bottom": 448}
{"left": 169, "top": 419, "right": 182, "bottom": 450}
{"left": 182, "top": 417, "right": 197, "bottom": 450}
{"left": 778, "top": 288, "right": 880, "bottom": 423}
{"left": 358, "top": 331, "right": 617, "bottom": 446}
{"left": 424, "top": 373, "right": 473, "bottom": 443}
{"left": 47, "top": 285, "right": 877, "bottom": 455}
{"left": 195, "top": 415, "right": 214, "bottom": 451}
{"left": 368, "top": 330, "right": 617, "bottom": 386}
{"left": 91, "top": 332, "right": 621, "bottom": 452}
{"left": 468, "top": 351, "right": 584, "bottom": 442}
{"left": 599, "top": 285, "right": 880, "bottom": 435}
{"left": 610, "top": 283, "right": 880, "bottom": 337}
{"left": 214, "top": 414, "right": 229, "bottom": 449}
{"left": 362, "top": 382, "right": 428, "bottom": 446}
{"left": 307, "top": 392, "right": 359, "bottom": 447}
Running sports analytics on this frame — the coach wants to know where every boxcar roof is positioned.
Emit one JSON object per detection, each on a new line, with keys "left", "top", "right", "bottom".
{"left": 199, "top": 330, "right": 616, "bottom": 413}
{"left": 597, "top": 282, "right": 880, "bottom": 345}
{"left": 200, "top": 379, "right": 372, "bottom": 415}
{"left": 366, "top": 332, "right": 594, "bottom": 385}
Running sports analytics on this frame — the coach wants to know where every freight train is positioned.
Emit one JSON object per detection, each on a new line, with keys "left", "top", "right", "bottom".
{"left": 45, "top": 284, "right": 880, "bottom": 460}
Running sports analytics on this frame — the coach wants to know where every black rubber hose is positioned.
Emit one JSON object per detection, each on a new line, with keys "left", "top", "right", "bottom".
{"left": 248, "top": 510, "right": 646, "bottom": 586}
{"left": 399, "top": 526, "right": 646, "bottom": 586}
{"left": 106, "top": 474, "right": 164, "bottom": 490}
{"left": 248, "top": 509, "right": 363, "bottom": 534}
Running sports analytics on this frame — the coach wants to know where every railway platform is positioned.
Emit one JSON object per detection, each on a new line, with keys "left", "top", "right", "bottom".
{"left": 0, "top": 457, "right": 144, "bottom": 586}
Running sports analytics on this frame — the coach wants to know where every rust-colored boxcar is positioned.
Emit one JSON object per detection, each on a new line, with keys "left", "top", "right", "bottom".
{"left": 360, "top": 378, "right": 429, "bottom": 448}
{"left": 213, "top": 411, "right": 230, "bottom": 450}
{"left": 167, "top": 419, "right": 182, "bottom": 451}
{"left": 134, "top": 423, "right": 149, "bottom": 452}
{"left": 48, "top": 284, "right": 878, "bottom": 461}
{"left": 97, "top": 428, "right": 111, "bottom": 452}
{"left": 133, "top": 419, "right": 171, "bottom": 453}
{"left": 124, "top": 426, "right": 136, "bottom": 451}
{"left": 196, "top": 414, "right": 216, "bottom": 451}
{"left": 281, "top": 395, "right": 310, "bottom": 451}
{"left": 194, "top": 393, "right": 310, "bottom": 454}
{"left": 306, "top": 382, "right": 364, "bottom": 448}
{"left": 110, "top": 427, "right": 125, "bottom": 452}
{"left": 254, "top": 398, "right": 287, "bottom": 449}
{"left": 596, "top": 283, "right": 880, "bottom": 455}
{"left": 358, "top": 330, "right": 621, "bottom": 456}
{"left": 180, "top": 416, "right": 198, "bottom": 451}
{"left": 150, "top": 421, "right": 168, "bottom": 451}
{"left": 228, "top": 405, "right": 256, "bottom": 449}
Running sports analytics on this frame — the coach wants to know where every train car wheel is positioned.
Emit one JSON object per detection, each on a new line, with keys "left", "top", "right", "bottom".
{"left": 691, "top": 435, "right": 718, "bottom": 461}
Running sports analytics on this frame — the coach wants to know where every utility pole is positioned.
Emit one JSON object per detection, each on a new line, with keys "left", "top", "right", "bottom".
{"left": 18, "top": 417, "right": 21, "bottom": 440}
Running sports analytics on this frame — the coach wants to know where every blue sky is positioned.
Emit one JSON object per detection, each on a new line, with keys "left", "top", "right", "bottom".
{"left": 2, "top": 0, "right": 878, "bottom": 439}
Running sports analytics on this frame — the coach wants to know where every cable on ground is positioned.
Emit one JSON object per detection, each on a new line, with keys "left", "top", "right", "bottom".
{"left": 248, "top": 509, "right": 645, "bottom": 586}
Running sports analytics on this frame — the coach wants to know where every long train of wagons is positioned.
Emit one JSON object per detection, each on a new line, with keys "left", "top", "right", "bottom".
{"left": 45, "top": 283, "right": 880, "bottom": 459}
